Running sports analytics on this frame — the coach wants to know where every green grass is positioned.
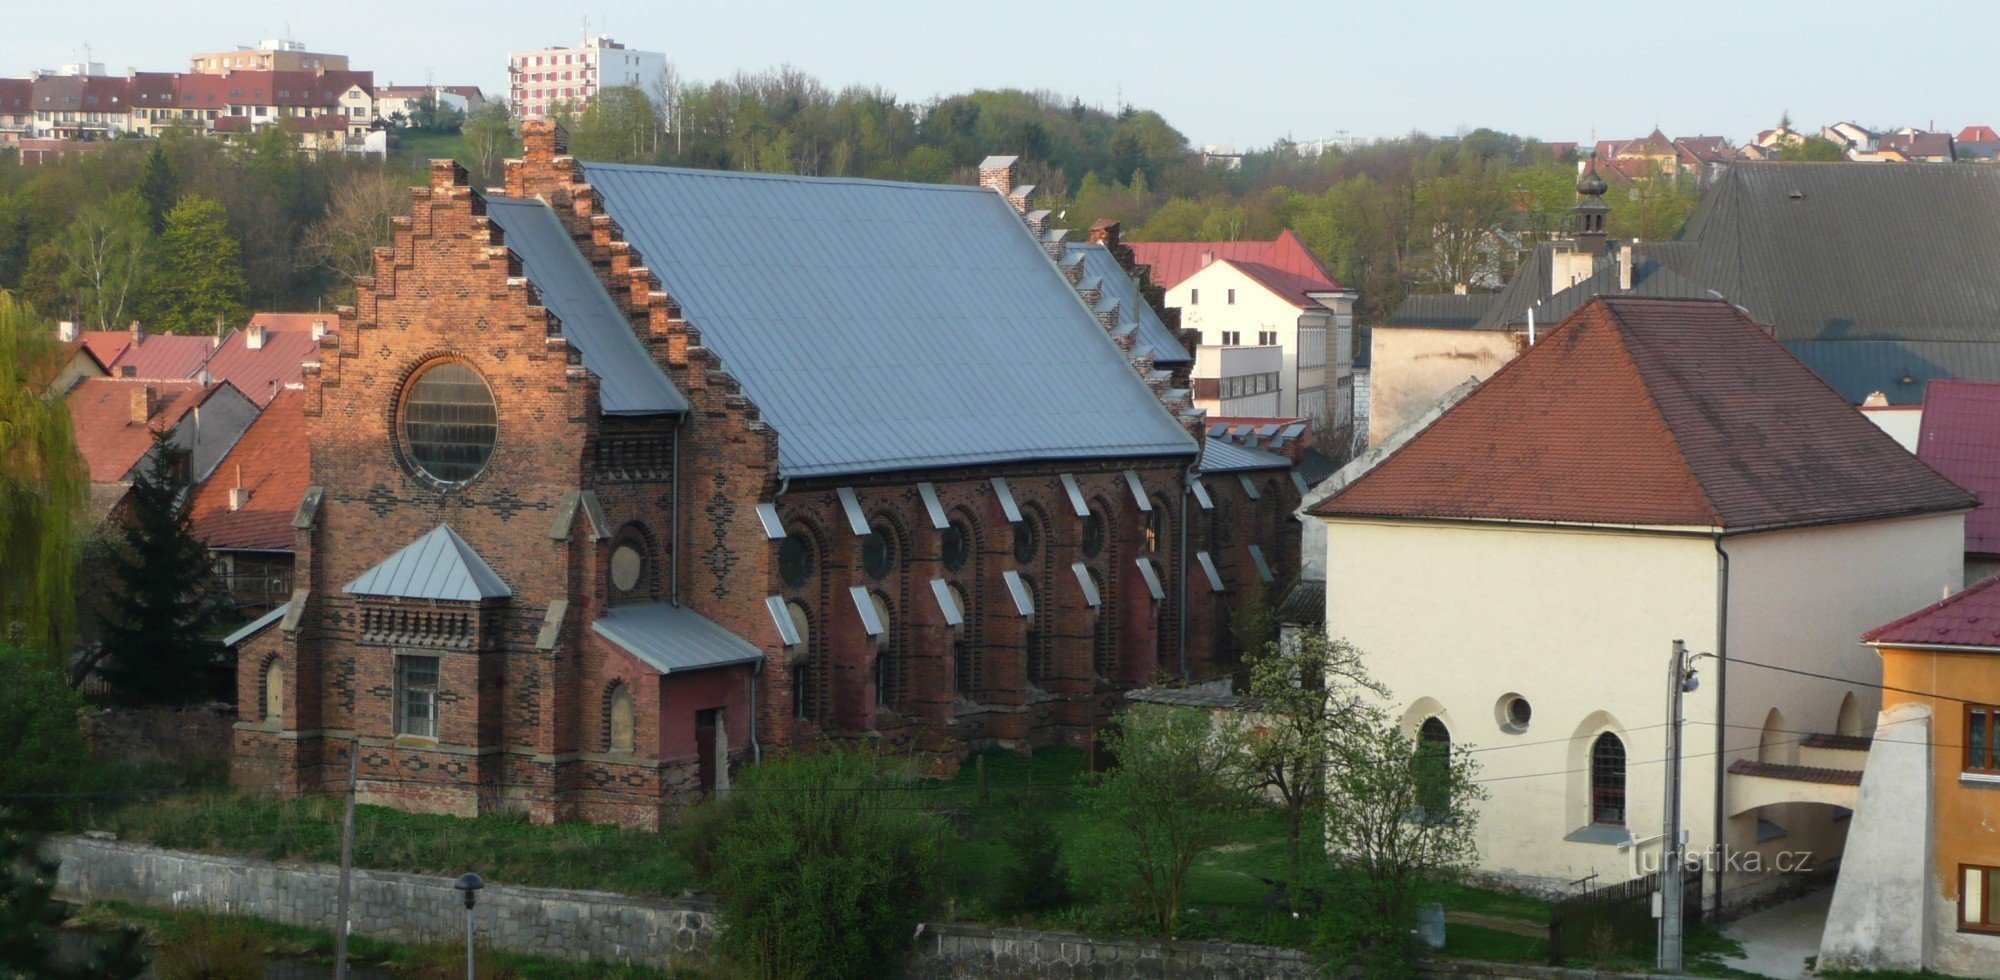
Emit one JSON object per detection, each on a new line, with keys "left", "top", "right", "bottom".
{"left": 74, "top": 901, "right": 692, "bottom": 978}
{"left": 1443, "top": 921, "right": 1549, "bottom": 962}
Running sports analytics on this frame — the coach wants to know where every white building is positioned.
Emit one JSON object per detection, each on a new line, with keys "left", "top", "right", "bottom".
{"left": 507, "top": 35, "right": 664, "bottom": 119}
{"left": 1305, "top": 295, "right": 1972, "bottom": 908}
{"left": 1192, "top": 343, "right": 1282, "bottom": 416}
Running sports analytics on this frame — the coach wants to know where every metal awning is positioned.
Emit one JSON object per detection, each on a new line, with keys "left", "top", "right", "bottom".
{"left": 1071, "top": 562, "right": 1100, "bottom": 607}
{"left": 1190, "top": 477, "right": 1214, "bottom": 510}
{"left": 1291, "top": 471, "right": 1310, "bottom": 494}
{"left": 593, "top": 602, "right": 764, "bottom": 675}
{"left": 765, "top": 595, "right": 799, "bottom": 646}
{"left": 1135, "top": 558, "right": 1165, "bottom": 600}
{"left": 1239, "top": 474, "right": 1261, "bottom": 500}
{"left": 850, "top": 585, "right": 884, "bottom": 635}
{"left": 1125, "top": 470, "right": 1152, "bottom": 511}
{"left": 1059, "top": 474, "right": 1090, "bottom": 517}
{"left": 1196, "top": 551, "right": 1225, "bottom": 592}
{"left": 992, "top": 477, "right": 1023, "bottom": 523}
{"left": 930, "top": 578, "right": 963, "bottom": 626}
{"left": 755, "top": 503, "right": 786, "bottom": 539}
{"left": 918, "top": 482, "right": 948, "bottom": 530}
{"left": 345, "top": 524, "right": 511, "bottom": 602}
{"left": 1002, "top": 569, "right": 1035, "bottom": 616}
{"left": 223, "top": 602, "right": 288, "bottom": 647}
{"left": 1247, "top": 544, "right": 1275, "bottom": 583}
{"left": 836, "top": 488, "right": 869, "bottom": 536}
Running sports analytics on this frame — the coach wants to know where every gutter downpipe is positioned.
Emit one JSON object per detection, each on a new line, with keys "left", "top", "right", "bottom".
{"left": 752, "top": 476, "right": 790, "bottom": 767}
{"left": 1711, "top": 532, "right": 1730, "bottom": 915}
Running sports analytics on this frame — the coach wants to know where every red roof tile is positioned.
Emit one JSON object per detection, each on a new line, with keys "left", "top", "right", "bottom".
{"left": 1864, "top": 572, "right": 2000, "bottom": 649}
{"left": 1726, "top": 759, "right": 1862, "bottom": 786}
{"left": 188, "top": 389, "right": 308, "bottom": 552}
{"left": 200, "top": 315, "right": 332, "bottom": 406}
{"left": 67, "top": 377, "right": 209, "bottom": 482}
{"left": 84, "top": 330, "right": 218, "bottom": 380}
{"left": 1959, "top": 125, "right": 2000, "bottom": 144}
{"left": 1311, "top": 296, "right": 1976, "bottom": 530}
{"left": 1127, "top": 230, "right": 1346, "bottom": 293}
{"left": 1915, "top": 380, "right": 2000, "bottom": 556}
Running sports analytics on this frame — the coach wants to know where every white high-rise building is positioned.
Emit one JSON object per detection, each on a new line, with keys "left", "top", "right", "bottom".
{"left": 507, "top": 35, "right": 664, "bottom": 119}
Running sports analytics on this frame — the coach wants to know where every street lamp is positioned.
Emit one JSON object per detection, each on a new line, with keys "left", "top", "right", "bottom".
{"left": 453, "top": 872, "right": 484, "bottom": 980}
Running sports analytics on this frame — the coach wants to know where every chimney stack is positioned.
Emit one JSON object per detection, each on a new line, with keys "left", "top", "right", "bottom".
{"left": 311, "top": 319, "right": 328, "bottom": 341}
{"left": 128, "top": 319, "right": 145, "bottom": 344}
{"left": 229, "top": 464, "right": 250, "bottom": 510}
{"left": 130, "top": 384, "right": 156, "bottom": 424}
{"left": 247, "top": 322, "right": 266, "bottom": 350}
{"left": 1088, "top": 219, "right": 1121, "bottom": 248}
{"left": 978, "top": 155, "right": 1019, "bottom": 198}
{"left": 57, "top": 320, "right": 78, "bottom": 342}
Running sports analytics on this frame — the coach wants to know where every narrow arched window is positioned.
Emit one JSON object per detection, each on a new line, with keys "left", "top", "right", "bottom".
{"left": 1415, "top": 717, "right": 1451, "bottom": 817}
{"left": 608, "top": 685, "right": 634, "bottom": 753}
{"left": 950, "top": 584, "right": 976, "bottom": 700}
{"left": 1591, "top": 732, "right": 1626, "bottom": 826}
{"left": 263, "top": 660, "right": 283, "bottom": 722}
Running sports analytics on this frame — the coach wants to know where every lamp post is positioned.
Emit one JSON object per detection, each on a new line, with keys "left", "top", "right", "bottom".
{"left": 453, "top": 872, "right": 483, "bottom": 980}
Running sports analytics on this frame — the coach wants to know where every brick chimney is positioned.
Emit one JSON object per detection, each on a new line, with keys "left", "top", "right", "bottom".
{"left": 978, "top": 155, "right": 1019, "bottom": 198}
{"left": 228, "top": 465, "right": 250, "bottom": 510}
{"left": 310, "top": 319, "right": 329, "bottom": 341}
{"left": 1088, "top": 219, "right": 1121, "bottom": 247}
{"left": 128, "top": 319, "right": 145, "bottom": 344}
{"left": 130, "top": 384, "right": 157, "bottom": 424}
{"left": 507, "top": 119, "right": 573, "bottom": 201}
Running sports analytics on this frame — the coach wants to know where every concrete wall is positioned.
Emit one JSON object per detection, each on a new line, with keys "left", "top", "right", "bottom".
{"left": 1366, "top": 327, "right": 1516, "bottom": 445}
{"left": 1818, "top": 702, "right": 1933, "bottom": 973}
{"left": 909, "top": 925, "right": 1317, "bottom": 978}
{"left": 1322, "top": 517, "right": 1723, "bottom": 892}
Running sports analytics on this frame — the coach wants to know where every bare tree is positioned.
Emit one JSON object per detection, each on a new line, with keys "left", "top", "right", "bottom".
{"left": 303, "top": 172, "right": 410, "bottom": 295}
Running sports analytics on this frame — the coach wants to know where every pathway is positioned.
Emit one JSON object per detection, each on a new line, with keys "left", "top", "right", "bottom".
{"left": 1717, "top": 889, "right": 1831, "bottom": 979}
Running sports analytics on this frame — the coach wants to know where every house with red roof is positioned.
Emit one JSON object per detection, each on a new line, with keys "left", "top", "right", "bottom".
{"left": 188, "top": 390, "right": 309, "bottom": 615}
{"left": 1915, "top": 380, "right": 2000, "bottom": 582}
{"left": 66, "top": 376, "right": 259, "bottom": 520}
{"left": 200, "top": 313, "right": 335, "bottom": 406}
{"left": 1127, "top": 231, "right": 1356, "bottom": 433}
{"left": 1308, "top": 295, "right": 1973, "bottom": 908}
{"left": 1822, "top": 574, "right": 2000, "bottom": 975}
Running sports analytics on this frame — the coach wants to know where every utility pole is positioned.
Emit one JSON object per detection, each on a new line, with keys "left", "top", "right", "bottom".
{"left": 334, "top": 735, "right": 359, "bottom": 979}
{"left": 1659, "top": 640, "right": 1693, "bottom": 973}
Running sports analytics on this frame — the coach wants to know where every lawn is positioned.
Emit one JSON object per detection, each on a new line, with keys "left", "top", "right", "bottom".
{"left": 86, "top": 745, "right": 1555, "bottom": 960}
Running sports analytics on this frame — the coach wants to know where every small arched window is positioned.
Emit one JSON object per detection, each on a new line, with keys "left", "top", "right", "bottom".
{"left": 941, "top": 520, "right": 971, "bottom": 573}
{"left": 779, "top": 527, "right": 816, "bottom": 588}
{"left": 608, "top": 685, "right": 634, "bottom": 753}
{"left": 786, "top": 600, "right": 819, "bottom": 721}
{"left": 1081, "top": 509, "right": 1106, "bottom": 559}
{"left": 1590, "top": 732, "right": 1626, "bottom": 826}
{"left": 263, "top": 659, "right": 283, "bottom": 722}
{"left": 861, "top": 522, "right": 896, "bottom": 581}
{"left": 1024, "top": 577, "right": 1053, "bottom": 684}
{"left": 1415, "top": 717, "right": 1451, "bottom": 817}
{"left": 1013, "top": 516, "right": 1040, "bottom": 564}
{"left": 950, "top": 583, "right": 976, "bottom": 699}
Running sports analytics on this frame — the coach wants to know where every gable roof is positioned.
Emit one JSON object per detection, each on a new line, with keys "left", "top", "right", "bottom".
{"left": 84, "top": 330, "right": 218, "bottom": 379}
{"left": 580, "top": 163, "right": 1197, "bottom": 478}
{"left": 187, "top": 389, "right": 309, "bottom": 552}
{"left": 199, "top": 318, "right": 325, "bottom": 407}
{"left": 1069, "top": 241, "right": 1189, "bottom": 365}
{"left": 1386, "top": 293, "right": 1499, "bottom": 330}
{"left": 344, "top": 524, "right": 511, "bottom": 601}
{"left": 482, "top": 194, "right": 688, "bottom": 415}
{"left": 1210, "top": 259, "right": 1343, "bottom": 311}
{"left": 1916, "top": 379, "right": 2000, "bottom": 557}
{"left": 1864, "top": 573, "right": 2000, "bottom": 650}
{"left": 1311, "top": 296, "right": 1975, "bottom": 531}
{"left": 1127, "top": 230, "right": 1346, "bottom": 294}
{"left": 67, "top": 377, "right": 211, "bottom": 482}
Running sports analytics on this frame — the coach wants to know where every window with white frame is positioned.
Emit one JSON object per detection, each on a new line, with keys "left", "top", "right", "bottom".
{"left": 1257, "top": 330, "right": 1277, "bottom": 346}
{"left": 395, "top": 655, "right": 440, "bottom": 739}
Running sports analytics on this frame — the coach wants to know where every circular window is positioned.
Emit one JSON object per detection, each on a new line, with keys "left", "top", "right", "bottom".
{"left": 610, "top": 545, "right": 643, "bottom": 592}
{"left": 400, "top": 361, "right": 497, "bottom": 485}
{"left": 779, "top": 535, "right": 814, "bottom": 588}
{"left": 1013, "top": 520, "right": 1039, "bottom": 564}
{"left": 941, "top": 522, "right": 970, "bottom": 573}
{"left": 1496, "top": 693, "right": 1533, "bottom": 733}
{"left": 862, "top": 524, "right": 895, "bottom": 580}
{"left": 1081, "top": 510, "right": 1105, "bottom": 559}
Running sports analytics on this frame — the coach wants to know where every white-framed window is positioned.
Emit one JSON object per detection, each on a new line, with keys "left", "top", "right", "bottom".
{"left": 395, "top": 655, "right": 440, "bottom": 740}
{"left": 1227, "top": 288, "right": 1236, "bottom": 305}
{"left": 1221, "top": 330, "right": 1241, "bottom": 346}
{"left": 1258, "top": 330, "right": 1277, "bottom": 346}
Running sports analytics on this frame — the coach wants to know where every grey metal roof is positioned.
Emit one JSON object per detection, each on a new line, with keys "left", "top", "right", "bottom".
{"left": 482, "top": 195, "right": 688, "bottom": 415}
{"left": 1474, "top": 242, "right": 1713, "bottom": 333}
{"left": 1384, "top": 293, "right": 1498, "bottom": 330}
{"left": 1276, "top": 578, "right": 1324, "bottom": 627}
{"left": 593, "top": 602, "right": 764, "bottom": 674}
{"left": 344, "top": 524, "right": 512, "bottom": 602}
{"left": 1783, "top": 340, "right": 2000, "bottom": 405}
{"left": 1198, "top": 438, "right": 1292, "bottom": 473}
{"left": 223, "top": 602, "right": 288, "bottom": 647}
{"left": 579, "top": 163, "right": 1199, "bottom": 478}
{"left": 1070, "top": 242, "right": 1190, "bottom": 365}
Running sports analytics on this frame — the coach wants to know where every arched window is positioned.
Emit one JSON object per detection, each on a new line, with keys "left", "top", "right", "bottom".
{"left": 609, "top": 524, "right": 650, "bottom": 603}
{"left": 786, "top": 600, "right": 824, "bottom": 721}
{"left": 399, "top": 360, "right": 497, "bottom": 486}
{"left": 861, "top": 521, "right": 897, "bottom": 581}
{"left": 1024, "top": 577, "right": 1052, "bottom": 684}
{"left": 1590, "top": 732, "right": 1626, "bottom": 826}
{"left": 871, "top": 591, "right": 901, "bottom": 708}
{"left": 607, "top": 684, "right": 634, "bottom": 753}
{"left": 1081, "top": 508, "right": 1106, "bottom": 559}
{"left": 778, "top": 528, "right": 817, "bottom": 588}
{"left": 1415, "top": 717, "right": 1451, "bottom": 817}
{"left": 1013, "top": 514, "right": 1040, "bottom": 564}
{"left": 950, "top": 583, "right": 976, "bottom": 699}
{"left": 941, "top": 520, "right": 971, "bottom": 573}
{"left": 1836, "top": 692, "right": 1867, "bottom": 737}
{"left": 263, "top": 659, "right": 283, "bottom": 722}
{"left": 1759, "top": 708, "right": 1790, "bottom": 764}
{"left": 1090, "top": 570, "right": 1116, "bottom": 678}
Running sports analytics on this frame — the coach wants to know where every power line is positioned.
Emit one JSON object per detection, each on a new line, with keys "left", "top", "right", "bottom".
{"left": 1727, "top": 654, "right": 1978, "bottom": 704}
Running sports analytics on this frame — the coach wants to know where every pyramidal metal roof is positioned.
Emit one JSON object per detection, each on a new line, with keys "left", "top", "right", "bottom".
{"left": 579, "top": 163, "right": 1198, "bottom": 478}
{"left": 344, "top": 524, "right": 512, "bottom": 601}
{"left": 482, "top": 194, "right": 689, "bottom": 415}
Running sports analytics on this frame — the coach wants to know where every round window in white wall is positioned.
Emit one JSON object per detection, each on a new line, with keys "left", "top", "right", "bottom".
{"left": 1495, "top": 693, "right": 1533, "bottom": 733}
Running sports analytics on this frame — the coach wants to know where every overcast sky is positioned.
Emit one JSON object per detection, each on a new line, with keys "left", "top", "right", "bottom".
{"left": 8, "top": 1, "right": 1994, "bottom": 149}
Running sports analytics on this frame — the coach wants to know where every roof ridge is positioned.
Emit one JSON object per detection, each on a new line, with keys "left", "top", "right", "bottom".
{"left": 1593, "top": 299, "right": 1727, "bottom": 527}
{"left": 578, "top": 160, "right": 991, "bottom": 195}
{"left": 1863, "top": 573, "right": 2000, "bottom": 642}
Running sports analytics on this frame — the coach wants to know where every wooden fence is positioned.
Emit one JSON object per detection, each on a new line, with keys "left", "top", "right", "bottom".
{"left": 1546, "top": 868, "right": 1701, "bottom": 965}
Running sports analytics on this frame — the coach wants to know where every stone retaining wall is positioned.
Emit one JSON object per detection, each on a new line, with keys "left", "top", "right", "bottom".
{"left": 909, "top": 923, "right": 1319, "bottom": 978}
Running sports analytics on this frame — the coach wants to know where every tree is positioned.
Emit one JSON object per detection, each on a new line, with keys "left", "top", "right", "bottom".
{"left": 0, "top": 292, "right": 87, "bottom": 660}
{"left": 408, "top": 92, "right": 465, "bottom": 133}
{"left": 137, "top": 146, "right": 178, "bottom": 235}
{"left": 1605, "top": 174, "right": 1699, "bottom": 242}
{"left": 0, "top": 819, "right": 148, "bottom": 979}
{"left": 0, "top": 643, "right": 96, "bottom": 824}
{"left": 994, "top": 792, "right": 1072, "bottom": 916}
{"left": 568, "top": 86, "right": 661, "bottom": 165}
{"left": 96, "top": 431, "right": 230, "bottom": 704}
{"left": 58, "top": 190, "right": 152, "bottom": 331}
{"left": 707, "top": 751, "right": 944, "bottom": 980}
{"left": 1409, "top": 153, "right": 1510, "bottom": 290}
{"left": 1224, "top": 633, "right": 1386, "bottom": 889}
{"left": 1317, "top": 713, "right": 1484, "bottom": 976}
{"left": 304, "top": 171, "right": 410, "bottom": 295}
{"left": 461, "top": 101, "right": 517, "bottom": 184}
{"left": 1778, "top": 135, "right": 1848, "bottom": 162}
{"left": 142, "top": 195, "right": 247, "bottom": 334}
{"left": 1089, "top": 704, "right": 1247, "bottom": 937}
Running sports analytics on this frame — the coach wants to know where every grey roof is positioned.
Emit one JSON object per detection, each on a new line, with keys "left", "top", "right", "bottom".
{"left": 1296, "top": 446, "right": 1338, "bottom": 486}
{"left": 1125, "top": 685, "right": 1256, "bottom": 710}
{"left": 593, "top": 602, "right": 764, "bottom": 674}
{"left": 1783, "top": 340, "right": 2000, "bottom": 404}
{"left": 1384, "top": 293, "right": 1498, "bottom": 330}
{"left": 1474, "top": 242, "right": 1713, "bottom": 333}
{"left": 344, "top": 524, "right": 511, "bottom": 602}
{"left": 1275, "top": 578, "right": 1324, "bottom": 627}
{"left": 1199, "top": 438, "right": 1292, "bottom": 473}
{"left": 579, "top": 163, "right": 1199, "bottom": 478}
{"left": 1070, "top": 242, "right": 1190, "bottom": 365}
{"left": 482, "top": 195, "right": 689, "bottom": 415}
{"left": 223, "top": 602, "right": 288, "bottom": 647}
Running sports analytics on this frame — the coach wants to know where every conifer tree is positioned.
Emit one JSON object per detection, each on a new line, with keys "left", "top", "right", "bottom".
{"left": 0, "top": 818, "right": 147, "bottom": 980}
{"left": 141, "top": 195, "right": 247, "bottom": 334}
{"left": 97, "top": 432, "right": 228, "bottom": 704}
{"left": 136, "top": 146, "right": 177, "bottom": 235}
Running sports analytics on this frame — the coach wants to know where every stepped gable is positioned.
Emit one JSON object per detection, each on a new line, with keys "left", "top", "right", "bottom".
{"left": 1312, "top": 296, "right": 1975, "bottom": 531}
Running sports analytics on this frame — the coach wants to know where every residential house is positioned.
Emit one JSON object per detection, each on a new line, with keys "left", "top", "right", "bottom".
{"left": 374, "top": 85, "right": 486, "bottom": 124}
{"left": 1366, "top": 292, "right": 1501, "bottom": 445}
{"left": 1956, "top": 125, "right": 2000, "bottom": 162}
{"left": 3, "top": 64, "right": 377, "bottom": 154}
{"left": 1307, "top": 296, "right": 1971, "bottom": 907}
{"left": 67, "top": 377, "right": 259, "bottom": 520}
{"left": 1128, "top": 231, "right": 1355, "bottom": 432}
{"left": 226, "top": 128, "right": 1301, "bottom": 827}
{"left": 1592, "top": 130, "right": 1734, "bottom": 183}
{"left": 1915, "top": 380, "right": 2000, "bottom": 582}
{"left": 0, "top": 78, "right": 30, "bottom": 143}
{"left": 1821, "top": 578, "right": 2000, "bottom": 977}
{"left": 189, "top": 390, "right": 309, "bottom": 616}
{"left": 507, "top": 35, "right": 663, "bottom": 120}
{"left": 199, "top": 313, "right": 335, "bottom": 406}
{"left": 190, "top": 40, "right": 348, "bottom": 75}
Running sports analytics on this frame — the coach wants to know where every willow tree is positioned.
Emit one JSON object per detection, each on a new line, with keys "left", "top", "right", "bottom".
{"left": 0, "top": 291, "right": 86, "bottom": 662}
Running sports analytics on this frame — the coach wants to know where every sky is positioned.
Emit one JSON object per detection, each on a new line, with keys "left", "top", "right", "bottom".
{"left": 7, "top": 1, "right": 1996, "bottom": 149}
